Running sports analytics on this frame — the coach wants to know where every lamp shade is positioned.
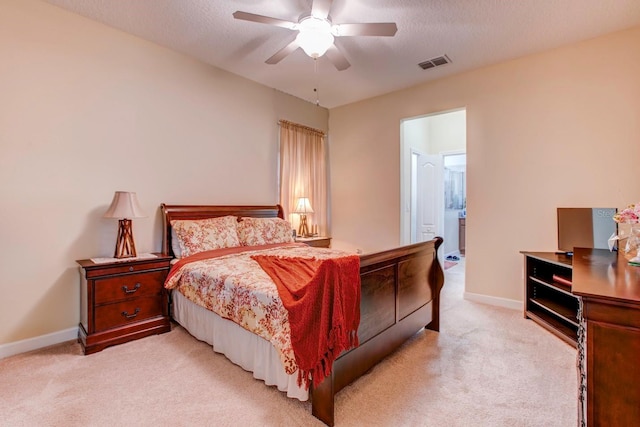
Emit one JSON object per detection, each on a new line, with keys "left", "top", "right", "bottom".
{"left": 293, "top": 197, "right": 314, "bottom": 214}
{"left": 103, "top": 191, "right": 146, "bottom": 219}
{"left": 295, "top": 16, "right": 334, "bottom": 58}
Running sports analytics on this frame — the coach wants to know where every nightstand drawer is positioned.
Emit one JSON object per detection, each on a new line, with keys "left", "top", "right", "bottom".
{"left": 94, "top": 270, "right": 165, "bottom": 304}
{"left": 83, "top": 259, "right": 170, "bottom": 278}
{"left": 94, "top": 297, "right": 164, "bottom": 332}
{"left": 297, "top": 237, "right": 331, "bottom": 248}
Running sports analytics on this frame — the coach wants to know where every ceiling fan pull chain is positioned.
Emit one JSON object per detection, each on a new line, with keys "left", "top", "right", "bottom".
{"left": 314, "top": 58, "right": 320, "bottom": 106}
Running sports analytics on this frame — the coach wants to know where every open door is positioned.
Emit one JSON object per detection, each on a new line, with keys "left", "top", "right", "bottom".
{"left": 411, "top": 151, "right": 442, "bottom": 243}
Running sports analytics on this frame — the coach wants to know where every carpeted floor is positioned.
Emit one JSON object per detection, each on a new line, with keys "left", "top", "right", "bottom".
{"left": 0, "top": 258, "right": 577, "bottom": 426}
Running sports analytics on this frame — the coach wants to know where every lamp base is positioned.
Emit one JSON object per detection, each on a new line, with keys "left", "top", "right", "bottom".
{"left": 114, "top": 219, "right": 137, "bottom": 258}
{"left": 298, "top": 214, "right": 310, "bottom": 238}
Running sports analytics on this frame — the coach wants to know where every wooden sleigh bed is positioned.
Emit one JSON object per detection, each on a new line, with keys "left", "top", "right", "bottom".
{"left": 161, "top": 204, "right": 444, "bottom": 426}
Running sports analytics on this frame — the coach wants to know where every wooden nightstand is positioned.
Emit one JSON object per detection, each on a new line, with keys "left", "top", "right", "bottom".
{"left": 296, "top": 236, "right": 332, "bottom": 248}
{"left": 76, "top": 253, "right": 172, "bottom": 355}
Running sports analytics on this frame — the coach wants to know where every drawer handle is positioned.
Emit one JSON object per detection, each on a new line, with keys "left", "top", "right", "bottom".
{"left": 122, "top": 283, "right": 141, "bottom": 294}
{"left": 121, "top": 308, "right": 140, "bottom": 319}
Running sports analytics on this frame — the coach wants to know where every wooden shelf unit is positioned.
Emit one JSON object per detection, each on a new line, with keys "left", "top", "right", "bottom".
{"left": 523, "top": 249, "right": 640, "bottom": 424}
{"left": 522, "top": 252, "right": 578, "bottom": 347}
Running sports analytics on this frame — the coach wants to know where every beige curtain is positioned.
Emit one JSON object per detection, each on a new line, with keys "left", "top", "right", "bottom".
{"left": 279, "top": 120, "right": 327, "bottom": 237}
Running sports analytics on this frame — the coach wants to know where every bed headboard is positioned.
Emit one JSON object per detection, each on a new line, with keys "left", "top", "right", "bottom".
{"left": 160, "top": 204, "right": 285, "bottom": 257}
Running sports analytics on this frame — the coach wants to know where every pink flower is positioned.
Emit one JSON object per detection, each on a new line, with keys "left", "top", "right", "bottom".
{"left": 613, "top": 202, "right": 640, "bottom": 224}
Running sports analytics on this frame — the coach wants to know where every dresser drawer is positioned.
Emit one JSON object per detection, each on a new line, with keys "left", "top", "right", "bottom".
{"left": 94, "top": 270, "right": 165, "bottom": 304}
{"left": 94, "top": 297, "right": 164, "bottom": 332}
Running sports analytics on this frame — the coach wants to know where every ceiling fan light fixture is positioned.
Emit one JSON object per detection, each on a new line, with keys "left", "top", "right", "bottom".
{"left": 233, "top": 2, "right": 397, "bottom": 70}
{"left": 295, "top": 16, "right": 334, "bottom": 58}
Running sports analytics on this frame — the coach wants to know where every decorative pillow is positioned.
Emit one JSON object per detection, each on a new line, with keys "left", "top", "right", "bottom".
{"left": 170, "top": 216, "right": 240, "bottom": 257}
{"left": 238, "top": 217, "right": 294, "bottom": 246}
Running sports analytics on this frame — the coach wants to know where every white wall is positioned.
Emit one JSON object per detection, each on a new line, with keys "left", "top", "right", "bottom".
{"left": 0, "top": 0, "right": 328, "bottom": 347}
{"left": 427, "top": 110, "right": 466, "bottom": 155}
{"left": 329, "top": 26, "right": 640, "bottom": 305}
{"left": 399, "top": 117, "right": 430, "bottom": 247}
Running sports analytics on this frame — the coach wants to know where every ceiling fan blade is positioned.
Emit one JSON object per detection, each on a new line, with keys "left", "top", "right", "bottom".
{"left": 232, "top": 11, "right": 297, "bottom": 30}
{"left": 325, "top": 44, "right": 350, "bottom": 71}
{"left": 266, "top": 39, "right": 300, "bottom": 65}
{"left": 311, "top": 0, "right": 333, "bottom": 19}
{"left": 333, "top": 22, "right": 398, "bottom": 37}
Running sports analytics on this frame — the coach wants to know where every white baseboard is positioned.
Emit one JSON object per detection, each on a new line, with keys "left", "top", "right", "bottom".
{"left": 0, "top": 327, "right": 78, "bottom": 360}
{"left": 464, "top": 291, "right": 521, "bottom": 311}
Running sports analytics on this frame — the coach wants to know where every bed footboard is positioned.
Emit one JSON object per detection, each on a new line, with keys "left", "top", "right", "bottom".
{"left": 311, "top": 237, "right": 444, "bottom": 426}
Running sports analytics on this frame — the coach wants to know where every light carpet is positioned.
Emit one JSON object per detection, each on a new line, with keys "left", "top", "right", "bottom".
{"left": 0, "top": 259, "right": 577, "bottom": 426}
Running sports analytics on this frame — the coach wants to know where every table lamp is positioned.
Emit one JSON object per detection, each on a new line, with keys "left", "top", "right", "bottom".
{"left": 103, "top": 191, "right": 146, "bottom": 258}
{"left": 293, "top": 197, "right": 314, "bottom": 237}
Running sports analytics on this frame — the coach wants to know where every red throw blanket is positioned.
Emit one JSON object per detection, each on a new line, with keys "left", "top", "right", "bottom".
{"left": 251, "top": 254, "right": 361, "bottom": 389}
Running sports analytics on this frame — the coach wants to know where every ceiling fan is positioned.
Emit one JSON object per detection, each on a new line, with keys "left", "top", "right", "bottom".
{"left": 233, "top": 0, "right": 397, "bottom": 71}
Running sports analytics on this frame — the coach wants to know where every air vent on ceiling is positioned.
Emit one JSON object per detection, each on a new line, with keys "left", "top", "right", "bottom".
{"left": 418, "top": 55, "right": 451, "bottom": 70}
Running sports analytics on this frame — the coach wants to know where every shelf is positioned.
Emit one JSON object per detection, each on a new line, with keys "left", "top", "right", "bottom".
{"left": 526, "top": 309, "right": 577, "bottom": 347}
{"left": 529, "top": 276, "right": 578, "bottom": 299}
{"left": 529, "top": 296, "right": 578, "bottom": 327}
{"left": 523, "top": 252, "right": 579, "bottom": 347}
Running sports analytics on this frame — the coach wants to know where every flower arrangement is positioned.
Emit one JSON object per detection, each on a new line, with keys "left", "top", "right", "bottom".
{"left": 613, "top": 202, "right": 640, "bottom": 224}
{"left": 613, "top": 202, "right": 640, "bottom": 265}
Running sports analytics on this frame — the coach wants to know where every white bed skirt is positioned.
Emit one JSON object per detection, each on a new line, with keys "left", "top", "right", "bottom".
{"left": 171, "top": 289, "right": 308, "bottom": 401}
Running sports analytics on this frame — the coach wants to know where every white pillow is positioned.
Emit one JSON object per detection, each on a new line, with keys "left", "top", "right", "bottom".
{"left": 170, "top": 227, "right": 182, "bottom": 258}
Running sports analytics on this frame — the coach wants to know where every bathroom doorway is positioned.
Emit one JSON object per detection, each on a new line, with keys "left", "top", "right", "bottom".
{"left": 400, "top": 109, "right": 466, "bottom": 262}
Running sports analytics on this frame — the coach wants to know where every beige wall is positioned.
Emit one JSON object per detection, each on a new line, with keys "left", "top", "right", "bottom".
{"left": 329, "top": 26, "right": 640, "bottom": 303}
{"left": 0, "top": 0, "right": 328, "bottom": 345}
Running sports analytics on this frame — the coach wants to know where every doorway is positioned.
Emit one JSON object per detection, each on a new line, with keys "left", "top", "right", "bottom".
{"left": 443, "top": 152, "right": 466, "bottom": 259}
{"left": 400, "top": 109, "right": 466, "bottom": 260}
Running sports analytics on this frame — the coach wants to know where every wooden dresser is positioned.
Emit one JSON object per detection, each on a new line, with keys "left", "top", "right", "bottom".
{"left": 571, "top": 248, "right": 640, "bottom": 426}
{"left": 76, "top": 254, "right": 172, "bottom": 354}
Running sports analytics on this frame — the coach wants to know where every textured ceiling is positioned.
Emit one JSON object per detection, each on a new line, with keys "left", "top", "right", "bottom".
{"left": 44, "top": 0, "right": 640, "bottom": 108}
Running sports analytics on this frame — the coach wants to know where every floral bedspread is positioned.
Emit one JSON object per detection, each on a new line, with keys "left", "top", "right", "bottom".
{"left": 164, "top": 244, "right": 354, "bottom": 375}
